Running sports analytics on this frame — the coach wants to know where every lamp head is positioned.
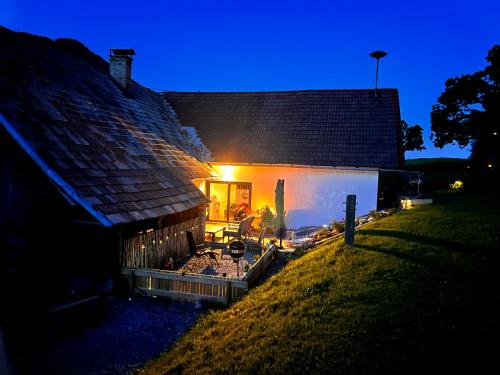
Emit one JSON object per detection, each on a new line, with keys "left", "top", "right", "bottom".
{"left": 369, "top": 50, "right": 387, "bottom": 59}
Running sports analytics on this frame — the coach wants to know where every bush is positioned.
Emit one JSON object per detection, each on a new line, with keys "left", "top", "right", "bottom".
{"left": 314, "top": 228, "right": 331, "bottom": 241}
{"left": 449, "top": 180, "right": 464, "bottom": 192}
{"left": 369, "top": 210, "right": 389, "bottom": 221}
{"left": 387, "top": 208, "right": 398, "bottom": 215}
{"left": 332, "top": 220, "right": 345, "bottom": 234}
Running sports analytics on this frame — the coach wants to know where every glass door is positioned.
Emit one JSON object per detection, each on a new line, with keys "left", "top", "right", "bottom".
{"left": 208, "top": 182, "right": 229, "bottom": 221}
{"left": 229, "top": 182, "right": 251, "bottom": 221}
{"left": 207, "top": 182, "right": 252, "bottom": 222}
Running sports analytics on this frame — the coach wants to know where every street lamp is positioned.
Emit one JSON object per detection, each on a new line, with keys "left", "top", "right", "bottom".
{"left": 369, "top": 50, "right": 388, "bottom": 96}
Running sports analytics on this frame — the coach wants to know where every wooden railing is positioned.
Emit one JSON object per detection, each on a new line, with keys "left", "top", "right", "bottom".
{"left": 121, "top": 244, "right": 279, "bottom": 305}
{"left": 121, "top": 267, "right": 248, "bottom": 305}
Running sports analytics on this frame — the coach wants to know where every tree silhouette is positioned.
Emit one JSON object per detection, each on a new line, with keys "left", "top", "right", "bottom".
{"left": 431, "top": 45, "right": 499, "bottom": 188}
{"left": 401, "top": 120, "right": 425, "bottom": 151}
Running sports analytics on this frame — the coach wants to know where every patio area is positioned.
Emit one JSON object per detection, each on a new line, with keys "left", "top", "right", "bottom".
{"left": 205, "top": 221, "right": 286, "bottom": 245}
{"left": 121, "top": 222, "right": 282, "bottom": 305}
{"left": 170, "top": 221, "right": 279, "bottom": 279}
{"left": 178, "top": 247, "right": 256, "bottom": 279}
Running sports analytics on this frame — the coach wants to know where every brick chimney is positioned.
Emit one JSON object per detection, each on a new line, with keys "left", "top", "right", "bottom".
{"left": 109, "top": 49, "right": 135, "bottom": 90}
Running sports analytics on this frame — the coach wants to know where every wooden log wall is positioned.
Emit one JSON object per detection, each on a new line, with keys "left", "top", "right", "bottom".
{"left": 122, "top": 211, "right": 205, "bottom": 269}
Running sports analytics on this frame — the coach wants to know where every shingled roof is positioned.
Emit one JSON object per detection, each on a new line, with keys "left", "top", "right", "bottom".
{"left": 0, "top": 27, "right": 212, "bottom": 226}
{"left": 163, "top": 89, "right": 404, "bottom": 169}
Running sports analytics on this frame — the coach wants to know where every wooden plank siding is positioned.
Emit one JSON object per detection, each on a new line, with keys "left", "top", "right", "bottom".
{"left": 121, "top": 210, "right": 206, "bottom": 269}
{"left": 121, "top": 268, "right": 248, "bottom": 305}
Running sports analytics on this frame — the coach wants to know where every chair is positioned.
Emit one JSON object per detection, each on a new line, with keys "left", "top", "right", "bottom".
{"left": 244, "top": 226, "right": 266, "bottom": 254}
{"left": 186, "top": 231, "right": 219, "bottom": 266}
{"left": 223, "top": 216, "right": 254, "bottom": 242}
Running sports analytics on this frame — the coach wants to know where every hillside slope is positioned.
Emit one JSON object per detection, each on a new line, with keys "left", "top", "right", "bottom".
{"left": 142, "top": 198, "right": 500, "bottom": 375}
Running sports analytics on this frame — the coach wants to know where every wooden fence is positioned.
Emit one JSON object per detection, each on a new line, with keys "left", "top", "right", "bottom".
{"left": 121, "top": 267, "right": 248, "bottom": 305}
{"left": 243, "top": 245, "right": 279, "bottom": 286}
{"left": 122, "top": 212, "right": 205, "bottom": 269}
{"left": 121, "top": 244, "right": 279, "bottom": 305}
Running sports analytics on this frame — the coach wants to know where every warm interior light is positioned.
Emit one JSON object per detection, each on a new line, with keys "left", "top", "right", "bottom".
{"left": 488, "top": 164, "right": 493, "bottom": 168}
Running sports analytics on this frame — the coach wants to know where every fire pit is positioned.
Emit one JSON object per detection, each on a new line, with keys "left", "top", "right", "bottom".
{"left": 228, "top": 240, "right": 246, "bottom": 277}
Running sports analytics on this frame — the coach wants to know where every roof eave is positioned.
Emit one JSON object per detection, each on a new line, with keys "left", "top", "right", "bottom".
{"left": 0, "top": 112, "right": 114, "bottom": 227}
{"left": 208, "top": 161, "right": 387, "bottom": 172}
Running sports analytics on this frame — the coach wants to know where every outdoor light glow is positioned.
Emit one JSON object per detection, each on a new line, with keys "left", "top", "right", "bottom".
{"left": 488, "top": 164, "right": 493, "bottom": 168}
{"left": 197, "top": 180, "right": 205, "bottom": 192}
{"left": 449, "top": 180, "right": 463, "bottom": 191}
{"left": 219, "top": 165, "right": 236, "bottom": 181}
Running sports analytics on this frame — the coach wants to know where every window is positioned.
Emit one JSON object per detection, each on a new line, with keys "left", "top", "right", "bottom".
{"left": 207, "top": 181, "right": 252, "bottom": 222}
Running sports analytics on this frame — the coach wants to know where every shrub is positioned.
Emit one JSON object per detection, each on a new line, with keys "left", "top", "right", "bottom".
{"left": 369, "top": 210, "right": 385, "bottom": 221}
{"left": 332, "top": 220, "right": 345, "bottom": 234}
{"left": 314, "top": 228, "right": 331, "bottom": 241}
{"left": 449, "top": 180, "right": 464, "bottom": 192}
{"left": 370, "top": 210, "right": 392, "bottom": 220}
{"left": 387, "top": 208, "right": 398, "bottom": 215}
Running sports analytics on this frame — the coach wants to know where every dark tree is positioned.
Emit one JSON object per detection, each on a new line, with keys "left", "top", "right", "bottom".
{"left": 401, "top": 120, "right": 426, "bottom": 151}
{"left": 431, "top": 45, "right": 499, "bottom": 189}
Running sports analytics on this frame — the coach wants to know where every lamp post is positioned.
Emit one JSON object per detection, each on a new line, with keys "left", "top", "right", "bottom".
{"left": 369, "top": 50, "right": 387, "bottom": 96}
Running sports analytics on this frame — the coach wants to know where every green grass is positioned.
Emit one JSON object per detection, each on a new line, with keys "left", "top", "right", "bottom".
{"left": 141, "top": 198, "right": 500, "bottom": 375}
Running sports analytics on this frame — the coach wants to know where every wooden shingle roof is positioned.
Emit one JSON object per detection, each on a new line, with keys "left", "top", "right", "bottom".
{"left": 0, "top": 27, "right": 212, "bottom": 226}
{"left": 163, "top": 90, "right": 404, "bottom": 169}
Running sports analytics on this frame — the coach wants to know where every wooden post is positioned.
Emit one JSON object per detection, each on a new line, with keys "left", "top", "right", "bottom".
{"left": 345, "top": 195, "right": 356, "bottom": 245}
{"left": 130, "top": 269, "right": 136, "bottom": 295}
{"left": 226, "top": 280, "right": 232, "bottom": 305}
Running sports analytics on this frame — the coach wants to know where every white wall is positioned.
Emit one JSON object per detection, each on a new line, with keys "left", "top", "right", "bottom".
{"left": 211, "top": 165, "right": 379, "bottom": 229}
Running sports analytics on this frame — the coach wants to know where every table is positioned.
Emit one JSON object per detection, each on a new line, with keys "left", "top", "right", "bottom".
{"left": 205, "top": 224, "right": 225, "bottom": 241}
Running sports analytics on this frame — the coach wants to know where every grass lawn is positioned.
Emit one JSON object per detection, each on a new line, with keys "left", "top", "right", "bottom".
{"left": 140, "top": 197, "right": 500, "bottom": 375}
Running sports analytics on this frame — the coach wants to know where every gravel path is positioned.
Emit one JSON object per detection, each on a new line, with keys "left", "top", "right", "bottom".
{"left": 15, "top": 297, "right": 202, "bottom": 375}
{"left": 11, "top": 250, "right": 289, "bottom": 374}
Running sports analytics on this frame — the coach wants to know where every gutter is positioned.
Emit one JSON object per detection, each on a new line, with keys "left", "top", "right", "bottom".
{"left": 0, "top": 113, "right": 113, "bottom": 227}
{"left": 207, "top": 161, "right": 386, "bottom": 172}
{"left": 208, "top": 161, "right": 407, "bottom": 173}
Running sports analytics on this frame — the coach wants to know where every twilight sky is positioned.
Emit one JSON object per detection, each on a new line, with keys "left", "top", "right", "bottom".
{"left": 2, "top": 0, "right": 499, "bottom": 159}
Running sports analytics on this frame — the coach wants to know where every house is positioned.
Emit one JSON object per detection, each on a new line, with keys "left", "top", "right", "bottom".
{"left": 0, "top": 27, "right": 215, "bottom": 308}
{"left": 163, "top": 90, "right": 404, "bottom": 229}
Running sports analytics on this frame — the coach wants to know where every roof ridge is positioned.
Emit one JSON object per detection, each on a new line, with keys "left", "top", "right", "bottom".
{"left": 162, "top": 88, "right": 399, "bottom": 94}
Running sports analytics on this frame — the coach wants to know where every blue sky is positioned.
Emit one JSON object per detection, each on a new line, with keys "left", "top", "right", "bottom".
{"left": 2, "top": 0, "right": 499, "bottom": 159}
